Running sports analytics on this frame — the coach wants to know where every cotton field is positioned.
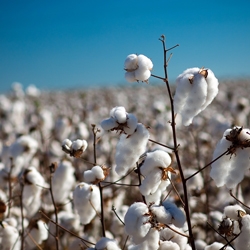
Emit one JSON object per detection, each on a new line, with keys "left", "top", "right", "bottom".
{"left": 0, "top": 76, "right": 250, "bottom": 250}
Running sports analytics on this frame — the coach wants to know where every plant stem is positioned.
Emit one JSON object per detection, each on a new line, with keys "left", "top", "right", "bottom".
{"left": 160, "top": 36, "right": 196, "bottom": 250}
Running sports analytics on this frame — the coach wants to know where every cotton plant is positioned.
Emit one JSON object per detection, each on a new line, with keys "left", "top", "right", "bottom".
{"left": 173, "top": 67, "right": 219, "bottom": 126}
{"left": 139, "top": 150, "right": 173, "bottom": 203}
{"left": 210, "top": 126, "right": 250, "bottom": 189}
{"left": 62, "top": 138, "right": 88, "bottom": 158}
{"left": 83, "top": 165, "right": 109, "bottom": 184}
{"left": 25, "top": 220, "right": 48, "bottom": 249}
{"left": 124, "top": 54, "right": 153, "bottom": 83}
{"left": 0, "top": 221, "right": 21, "bottom": 250}
{"left": 87, "top": 237, "right": 121, "bottom": 250}
{"left": 101, "top": 106, "right": 138, "bottom": 136}
{"left": 73, "top": 182, "right": 101, "bottom": 225}
{"left": 22, "top": 166, "right": 45, "bottom": 217}
{"left": 204, "top": 242, "right": 233, "bottom": 250}
{"left": 115, "top": 123, "right": 149, "bottom": 175}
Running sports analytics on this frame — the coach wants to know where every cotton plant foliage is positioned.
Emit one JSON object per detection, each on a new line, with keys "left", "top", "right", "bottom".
{"left": 173, "top": 67, "right": 219, "bottom": 126}
{"left": 210, "top": 126, "right": 250, "bottom": 189}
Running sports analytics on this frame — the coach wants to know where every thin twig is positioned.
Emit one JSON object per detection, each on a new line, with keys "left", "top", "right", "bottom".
{"left": 136, "top": 162, "right": 147, "bottom": 204}
{"left": 148, "top": 138, "right": 174, "bottom": 150}
{"left": 19, "top": 177, "right": 25, "bottom": 250}
{"left": 230, "top": 190, "right": 250, "bottom": 210}
{"left": 49, "top": 162, "right": 59, "bottom": 250}
{"left": 185, "top": 149, "right": 230, "bottom": 182}
{"left": 112, "top": 205, "right": 125, "bottom": 225}
{"left": 7, "top": 157, "right": 14, "bottom": 218}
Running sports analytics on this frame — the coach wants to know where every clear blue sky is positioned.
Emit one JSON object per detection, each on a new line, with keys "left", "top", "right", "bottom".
{"left": 0, "top": 0, "right": 250, "bottom": 93}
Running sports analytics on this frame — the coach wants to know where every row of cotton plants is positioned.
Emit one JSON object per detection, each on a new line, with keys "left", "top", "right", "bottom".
{"left": 0, "top": 36, "right": 250, "bottom": 249}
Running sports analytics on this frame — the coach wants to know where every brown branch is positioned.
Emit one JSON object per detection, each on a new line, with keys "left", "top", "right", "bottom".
{"left": 230, "top": 190, "right": 250, "bottom": 210}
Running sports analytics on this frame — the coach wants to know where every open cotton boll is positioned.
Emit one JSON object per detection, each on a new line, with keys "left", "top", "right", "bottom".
{"left": 125, "top": 71, "right": 137, "bottom": 83}
{"left": 73, "top": 182, "right": 101, "bottom": 225}
{"left": 92, "top": 165, "right": 105, "bottom": 179}
{"left": 71, "top": 139, "right": 88, "bottom": 151}
{"left": 139, "top": 168, "right": 164, "bottom": 196}
{"left": 62, "top": 138, "right": 72, "bottom": 151}
{"left": 174, "top": 67, "right": 200, "bottom": 114}
{"left": 160, "top": 225, "right": 187, "bottom": 250}
{"left": 144, "top": 189, "right": 163, "bottom": 205}
{"left": 25, "top": 220, "right": 48, "bottom": 248}
{"left": 162, "top": 200, "right": 186, "bottom": 228}
{"left": 128, "top": 228, "right": 160, "bottom": 250}
{"left": 115, "top": 123, "right": 149, "bottom": 176}
{"left": 150, "top": 204, "right": 172, "bottom": 225}
{"left": 135, "top": 68, "right": 151, "bottom": 82}
{"left": 140, "top": 150, "right": 172, "bottom": 177}
{"left": 223, "top": 204, "right": 246, "bottom": 220}
{"left": 101, "top": 117, "right": 119, "bottom": 131}
{"left": 137, "top": 54, "right": 153, "bottom": 70}
{"left": 159, "top": 241, "right": 180, "bottom": 250}
{"left": 200, "top": 69, "right": 219, "bottom": 111}
{"left": 123, "top": 113, "right": 138, "bottom": 135}
{"left": 124, "top": 202, "right": 151, "bottom": 244}
{"left": 205, "top": 242, "right": 233, "bottom": 250}
{"left": 95, "top": 237, "right": 121, "bottom": 250}
{"left": 234, "top": 214, "right": 250, "bottom": 250}
{"left": 0, "top": 223, "right": 21, "bottom": 250}
{"left": 84, "top": 170, "right": 96, "bottom": 183}
{"left": 124, "top": 54, "right": 138, "bottom": 71}
{"left": 110, "top": 106, "right": 127, "bottom": 123}
{"left": 51, "top": 160, "right": 75, "bottom": 204}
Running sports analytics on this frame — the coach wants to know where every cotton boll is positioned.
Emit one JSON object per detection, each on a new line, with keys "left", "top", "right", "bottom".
{"left": 137, "top": 54, "right": 153, "bottom": 70}
{"left": 115, "top": 123, "right": 149, "bottom": 176}
{"left": 62, "top": 138, "right": 72, "bottom": 151}
{"left": 0, "top": 222, "right": 21, "bottom": 250}
{"left": 73, "top": 182, "right": 101, "bottom": 225}
{"left": 26, "top": 84, "right": 41, "bottom": 97}
{"left": 135, "top": 68, "right": 151, "bottom": 82}
{"left": 101, "top": 117, "right": 119, "bottom": 131}
{"left": 124, "top": 54, "right": 138, "bottom": 70}
{"left": 140, "top": 150, "right": 172, "bottom": 177}
{"left": 210, "top": 130, "right": 233, "bottom": 187}
{"left": 84, "top": 170, "right": 96, "bottom": 183}
{"left": 200, "top": 69, "right": 219, "bottom": 111}
{"left": 159, "top": 241, "right": 180, "bottom": 250}
{"left": 110, "top": 106, "right": 127, "bottom": 124}
{"left": 205, "top": 242, "right": 233, "bottom": 250}
{"left": 123, "top": 113, "right": 138, "bottom": 135}
{"left": 128, "top": 228, "right": 160, "bottom": 250}
{"left": 144, "top": 189, "right": 162, "bottom": 205}
{"left": 95, "top": 237, "right": 121, "bottom": 250}
{"left": 71, "top": 139, "right": 88, "bottom": 151}
{"left": 50, "top": 161, "right": 76, "bottom": 204}
{"left": 25, "top": 220, "right": 48, "bottom": 248}
{"left": 162, "top": 200, "right": 186, "bottom": 228}
{"left": 91, "top": 166, "right": 105, "bottom": 180}
{"left": 124, "top": 202, "right": 151, "bottom": 244}
{"left": 125, "top": 71, "right": 137, "bottom": 83}
{"left": 223, "top": 204, "right": 246, "bottom": 220}
{"left": 150, "top": 204, "right": 172, "bottom": 225}
{"left": 234, "top": 214, "right": 250, "bottom": 250}
{"left": 160, "top": 225, "right": 188, "bottom": 250}
{"left": 195, "top": 239, "right": 207, "bottom": 250}
{"left": 139, "top": 168, "right": 163, "bottom": 196}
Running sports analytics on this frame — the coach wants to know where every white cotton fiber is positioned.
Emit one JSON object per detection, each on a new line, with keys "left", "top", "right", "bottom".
{"left": 223, "top": 204, "right": 246, "bottom": 220}
{"left": 140, "top": 150, "right": 172, "bottom": 176}
{"left": 162, "top": 200, "right": 186, "bottom": 228}
{"left": 139, "top": 168, "right": 163, "bottom": 196}
{"left": 112, "top": 106, "right": 127, "bottom": 124}
{"left": 124, "top": 54, "right": 138, "bottom": 70}
{"left": 95, "top": 237, "right": 121, "bottom": 250}
{"left": 125, "top": 71, "right": 137, "bottom": 83}
{"left": 159, "top": 241, "right": 180, "bottom": 250}
{"left": 73, "top": 182, "right": 101, "bottom": 225}
{"left": 124, "top": 202, "right": 151, "bottom": 244}
{"left": 91, "top": 165, "right": 105, "bottom": 179}
{"left": 135, "top": 68, "right": 151, "bottom": 82}
{"left": 150, "top": 204, "right": 172, "bottom": 225}
{"left": 101, "top": 117, "right": 118, "bottom": 131}
{"left": 84, "top": 170, "right": 96, "bottom": 183}
{"left": 123, "top": 113, "right": 138, "bottom": 135}
{"left": 205, "top": 242, "right": 233, "bottom": 250}
{"left": 115, "top": 123, "right": 149, "bottom": 176}
{"left": 137, "top": 54, "right": 153, "bottom": 70}
{"left": 235, "top": 214, "right": 250, "bottom": 250}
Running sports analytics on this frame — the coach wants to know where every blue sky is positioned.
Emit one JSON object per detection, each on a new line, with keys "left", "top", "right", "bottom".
{"left": 0, "top": 0, "right": 250, "bottom": 93}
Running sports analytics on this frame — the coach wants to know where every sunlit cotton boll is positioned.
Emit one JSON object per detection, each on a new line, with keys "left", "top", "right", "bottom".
{"left": 158, "top": 241, "right": 180, "bottom": 250}
{"left": 110, "top": 106, "right": 127, "bottom": 124}
{"left": 73, "top": 182, "right": 101, "bottom": 225}
{"left": 124, "top": 54, "right": 138, "bottom": 71}
{"left": 234, "top": 214, "right": 250, "bottom": 250}
{"left": 94, "top": 237, "right": 121, "bottom": 250}
{"left": 128, "top": 228, "right": 160, "bottom": 250}
{"left": 210, "top": 127, "right": 250, "bottom": 189}
{"left": 115, "top": 123, "right": 149, "bottom": 176}
{"left": 84, "top": 165, "right": 105, "bottom": 183}
{"left": 101, "top": 117, "right": 118, "bottom": 131}
{"left": 204, "top": 242, "right": 233, "bottom": 250}
{"left": 223, "top": 204, "right": 246, "bottom": 220}
{"left": 0, "top": 222, "right": 21, "bottom": 250}
{"left": 25, "top": 220, "right": 48, "bottom": 249}
{"left": 124, "top": 202, "right": 151, "bottom": 244}
{"left": 174, "top": 67, "right": 219, "bottom": 126}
